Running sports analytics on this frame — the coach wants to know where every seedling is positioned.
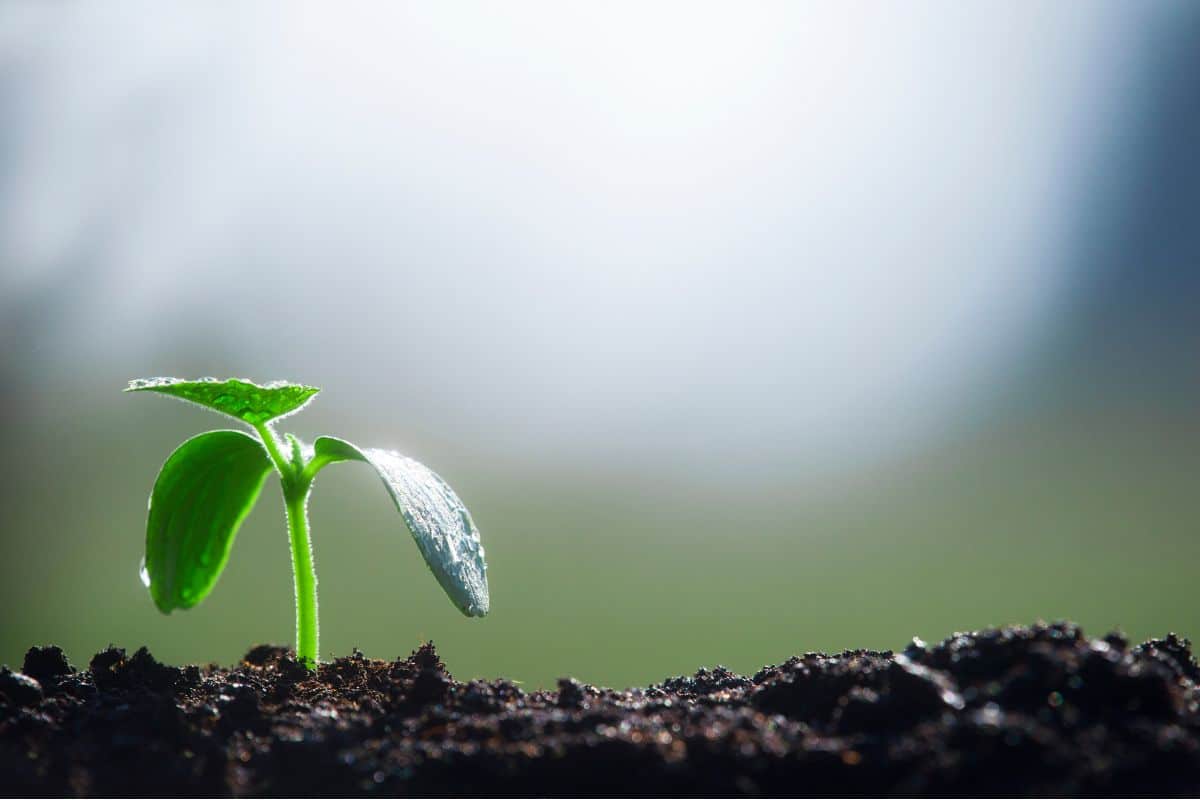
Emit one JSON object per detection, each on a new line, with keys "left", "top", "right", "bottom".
{"left": 127, "top": 377, "right": 488, "bottom": 668}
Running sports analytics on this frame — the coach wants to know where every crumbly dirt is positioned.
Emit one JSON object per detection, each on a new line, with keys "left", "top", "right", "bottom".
{"left": 2, "top": 622, "right": 1199, "bottom": 796}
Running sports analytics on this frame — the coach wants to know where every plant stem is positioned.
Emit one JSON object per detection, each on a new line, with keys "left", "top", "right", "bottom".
{"left": 284, "top": 485, "right": 319, "bottom": 668}
{"left": 255, "top": 422, "right": 320, "bottom": 669}
{"left": 255, "top": 422, "right": 292, "bottom": 478}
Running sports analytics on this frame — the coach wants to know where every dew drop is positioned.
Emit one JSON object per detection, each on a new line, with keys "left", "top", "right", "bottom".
{"left": 139, "top": 557, "right": 151, "bottom": 588}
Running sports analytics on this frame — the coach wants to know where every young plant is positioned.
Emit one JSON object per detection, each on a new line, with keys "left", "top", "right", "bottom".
{"left": 127, "top": 377, "right": 488, "bottom": 668}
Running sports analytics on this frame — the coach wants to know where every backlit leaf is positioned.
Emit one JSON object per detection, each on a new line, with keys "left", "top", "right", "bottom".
{"left": 313, "top": 436, "right": 489, "bottom": 617}
{"left": 126, "top": 377, "right": 319, "bottom": 425}
{"left": 143, "top": 429, "right": 274, "bottom": 613}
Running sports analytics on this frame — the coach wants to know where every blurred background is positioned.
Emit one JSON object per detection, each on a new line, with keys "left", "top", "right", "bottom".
{"left": 1, "top": 1, "right": 1198, "bottom": 689}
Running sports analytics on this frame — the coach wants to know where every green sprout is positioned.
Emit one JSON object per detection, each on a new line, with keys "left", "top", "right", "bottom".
{"left": 127, "top": 377, "right": 488, "bottom": 668}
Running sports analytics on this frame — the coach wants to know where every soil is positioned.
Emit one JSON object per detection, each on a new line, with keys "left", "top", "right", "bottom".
{"left": 2, "top": 622, "right": 1199, "bottom": 796}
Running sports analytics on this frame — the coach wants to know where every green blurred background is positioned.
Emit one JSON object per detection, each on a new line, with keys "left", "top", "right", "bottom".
{"left": 2, "top": 2, "right": 1198, "bottom": 689}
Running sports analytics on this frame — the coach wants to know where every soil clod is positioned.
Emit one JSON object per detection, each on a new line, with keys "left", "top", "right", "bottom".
{"left": 22, "top": 645, "right": 74, "bottom": 684}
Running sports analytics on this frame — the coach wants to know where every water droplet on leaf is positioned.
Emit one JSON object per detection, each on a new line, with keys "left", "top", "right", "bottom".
{"left": 139, "top": 557, "right": 151, "bottom": 588}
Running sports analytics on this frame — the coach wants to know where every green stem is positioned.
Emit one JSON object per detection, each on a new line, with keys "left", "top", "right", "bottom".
{"left": 255, "top": 422, "right": 319, "bottom": 669}
{"left": 284, "top": 485, "right": 319, "bottom": 668}
{"left": 254, "top": 422, "right": 292, "bottom": 478}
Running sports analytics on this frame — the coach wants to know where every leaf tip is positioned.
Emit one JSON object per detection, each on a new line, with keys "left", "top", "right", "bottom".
{"left": 124, "top": 377, "right": 161, "bottom": 392}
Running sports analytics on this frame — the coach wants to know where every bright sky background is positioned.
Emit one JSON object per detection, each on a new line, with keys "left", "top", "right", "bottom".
{"left": 0, "top": 1, "right": 1167, "bottom": 475}
{"left": 3, "top": 1, "right": 1199, "bottom": 687}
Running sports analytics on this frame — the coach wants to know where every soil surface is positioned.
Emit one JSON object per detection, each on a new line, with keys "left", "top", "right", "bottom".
{"left": 2, "top": 622, "right": 1199, "bottom": 796}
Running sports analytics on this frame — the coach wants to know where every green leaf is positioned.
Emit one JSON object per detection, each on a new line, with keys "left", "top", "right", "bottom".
{"left": 126, "top": 377, "right": 319, "bottom": 425}
{"left": 313, "top": 436, "right": 489, "bottom": 617}
{"left": 143, "top": 429, "right": 274, "bottom": 613}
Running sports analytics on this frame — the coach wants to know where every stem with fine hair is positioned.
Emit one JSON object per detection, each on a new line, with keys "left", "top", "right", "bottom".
{"left": 255, "top": 422, "right": 320, "bottom": 669}
{"left": 284, "top": 485, "right": 318, "bottom": 668}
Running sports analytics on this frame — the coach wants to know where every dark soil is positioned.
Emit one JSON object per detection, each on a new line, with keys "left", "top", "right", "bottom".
{"left": 3, "top": 622, "right": 1199, "bottom": 796}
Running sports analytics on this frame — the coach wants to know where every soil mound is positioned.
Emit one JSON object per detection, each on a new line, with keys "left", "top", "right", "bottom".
{"left": 3, "top": 622, "right": 1198, "bottom": 795}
